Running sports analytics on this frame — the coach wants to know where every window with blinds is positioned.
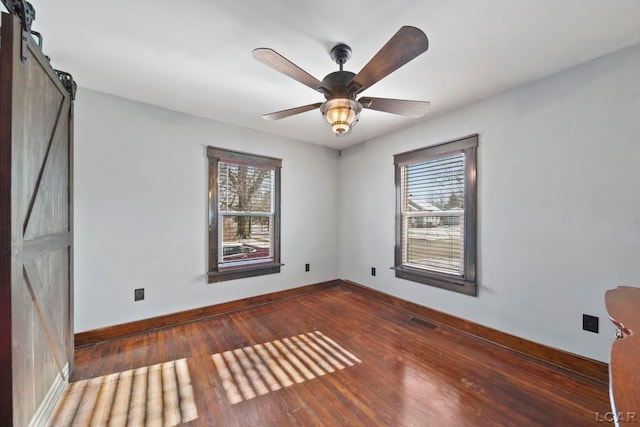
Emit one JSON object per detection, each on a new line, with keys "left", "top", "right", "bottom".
{"left": 208, "top": 147, "right": 282, "bottom": 283}
{"left": 402, "top": 154, "right": 465, "bottom": 275}
{"left": 394, "top": 135, "right": 478, "bottom": 296}
{"left": 218, "top": 162, "right": 275, "bottom": 266}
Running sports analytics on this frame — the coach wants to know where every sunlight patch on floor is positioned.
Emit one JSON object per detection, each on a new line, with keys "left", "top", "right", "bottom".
{"left": 50, "top": 358, "right": 197, "bottom": 426}
{"left": 212, "top": 331, "right": 361, "bottom": 404}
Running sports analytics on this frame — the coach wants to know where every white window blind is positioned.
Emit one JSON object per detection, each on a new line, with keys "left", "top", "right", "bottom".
{"left": 394, "top": 134, "right": 477, "bottom": 296}
{"left": 218, "top": 161, "right": 275, "bottom": 267}
{"left": 401, "top": 154, "right": 465, "bottom": 275}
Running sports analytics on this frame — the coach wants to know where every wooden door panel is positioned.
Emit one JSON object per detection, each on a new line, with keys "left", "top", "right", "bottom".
{"left": 10, "top": 278, "right": 33, "bottom": 425}
{"left": 0, "top": 12, "right": 74, "bottom": 427}
{"left": 23, "top": 111, "right": 70, "bottom": 240}
{"left": 25, "top": 255, "right": 68, "bottom": 373}
{"left": 16, "top": 67, "right": 65, "bottom": 224}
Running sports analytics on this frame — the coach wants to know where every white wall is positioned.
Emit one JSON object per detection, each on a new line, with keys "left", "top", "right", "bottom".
{"left": 74, "top": 89, "right": 339, "bottom": 332}
{"left": 75, "top": 43, "right": 640, "bottom": 362}
{"left": 338, "top": 43, "right": 640, "bottom": 363}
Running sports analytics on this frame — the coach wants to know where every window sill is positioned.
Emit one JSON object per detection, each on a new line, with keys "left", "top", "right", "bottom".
{"left": 392, "top": 265, "right": 477, "bottom": 296}
{"left": 208, "top": 263, "right": 284, "bottom": 283}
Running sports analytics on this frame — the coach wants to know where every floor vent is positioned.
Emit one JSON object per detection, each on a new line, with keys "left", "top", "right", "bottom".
{"left": 408, "top": 317, "right": 439, "bottom": 330}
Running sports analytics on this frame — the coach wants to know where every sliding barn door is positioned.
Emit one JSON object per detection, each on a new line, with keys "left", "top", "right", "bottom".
{"left": 0, "top": 12, "right": 74, "bottom": 427}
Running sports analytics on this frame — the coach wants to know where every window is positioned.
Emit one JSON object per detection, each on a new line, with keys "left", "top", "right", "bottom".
{"left": 393, "top": 134, "right": 478, "bottom": 296}
{"left": 208, "top": 147, "right": 282, "bottom": 283}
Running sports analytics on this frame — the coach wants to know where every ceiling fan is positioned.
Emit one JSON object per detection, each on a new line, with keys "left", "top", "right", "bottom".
{"left": 253, "top": 26, "right": 430, "bottom": 135}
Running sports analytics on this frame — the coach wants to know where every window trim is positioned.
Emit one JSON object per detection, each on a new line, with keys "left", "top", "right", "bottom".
{"left": 207, "top": 146, "right": 282, "bottom": 283}
{"left": 393, "top": 134, "right": 478, "bottom": 296}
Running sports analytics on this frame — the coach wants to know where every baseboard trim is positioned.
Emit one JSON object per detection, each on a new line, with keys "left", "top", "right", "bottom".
{"left": 339, "top": 279, "right": 609, "bottom": 384}
{"left": 28, "top": 363, "right": 68, "bottom": 427}
{"left": 75, "top": 280, "right": 339, "bottom": 348}
{"left": 75, "top": 278, "right": 608, "bottom": 384}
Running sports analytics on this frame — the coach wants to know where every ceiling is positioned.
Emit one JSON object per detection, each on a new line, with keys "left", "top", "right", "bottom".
{"left": 21, "top": 0, "right": 640, "bottom": 149}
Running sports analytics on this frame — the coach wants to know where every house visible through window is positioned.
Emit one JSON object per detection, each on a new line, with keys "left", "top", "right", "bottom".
{"left": 393, "top": 134, "right": 478, "bottom": 296}
{"left": 208, "top": 147, "right": 282, "bottom": 283}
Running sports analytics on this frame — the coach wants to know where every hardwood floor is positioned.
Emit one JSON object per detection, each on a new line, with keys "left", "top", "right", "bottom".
{"left": 58, "top": 288, "right": 612, "bottom": 426}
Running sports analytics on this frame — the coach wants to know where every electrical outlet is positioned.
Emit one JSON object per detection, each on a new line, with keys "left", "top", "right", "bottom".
{"left": 371, "top": 267, "right": 376, "bottom": 277}
{"left": 134, "top": 288, "right": 145, "bottom": 302}
{"left": 305, "top": 263, "right": 310, "bottom": 272}
{"left": 582, "top": 314, "right": 599, "bottom": 333}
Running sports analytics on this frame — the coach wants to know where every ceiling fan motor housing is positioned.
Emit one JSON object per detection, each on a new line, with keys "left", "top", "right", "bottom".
{"left": 322, "top": 71, "right": 357, "bottom": 100}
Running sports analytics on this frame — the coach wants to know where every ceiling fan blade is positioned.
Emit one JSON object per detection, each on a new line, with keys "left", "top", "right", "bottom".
{"left": 349, "top": 26, "right": 429, "bottom": 95}
{"left": 253, "top": 48, "right": 331, "bottom": 94}
{"left": 359, "top": 97, "right": 430, "bottom": 118}
{"left": 262, "top": 102, "right": 323, "bottom": 120}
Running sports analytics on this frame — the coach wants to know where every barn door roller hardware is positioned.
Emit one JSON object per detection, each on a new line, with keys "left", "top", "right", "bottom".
{"left": 55, "top": 70, "right": 77, "bottom": 100}
{"left": 2, "top": 0, "right": 35, "bottom": 63}
{"left": 2, "top": 0, "right": 77, "bottom": 99}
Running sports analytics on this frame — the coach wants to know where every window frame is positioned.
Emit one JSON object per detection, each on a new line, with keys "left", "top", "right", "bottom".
{"left": 393, "top": 134, "right": 478, "bottom": 296}
{"left": 207, "top": 146, "right": 282, "bottom": 283}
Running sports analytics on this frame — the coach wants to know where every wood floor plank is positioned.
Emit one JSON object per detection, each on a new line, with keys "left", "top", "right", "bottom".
{"left": 231, "top": 307, "right": 360, "bottom": 427}
{"left": 61, "top": 288, "right": 612, "bottom": 426}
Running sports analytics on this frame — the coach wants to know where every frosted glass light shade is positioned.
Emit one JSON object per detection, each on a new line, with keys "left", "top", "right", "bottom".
{"left": 321, "top": 98, "right": 362, "bottom": 134}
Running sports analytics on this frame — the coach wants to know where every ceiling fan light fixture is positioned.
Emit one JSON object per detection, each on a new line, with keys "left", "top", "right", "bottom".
{"left": 253, "top": 26, "right": 430, "bottom": 135}
{"left": 321, "top": 98, "right": 362, "bottom": 134}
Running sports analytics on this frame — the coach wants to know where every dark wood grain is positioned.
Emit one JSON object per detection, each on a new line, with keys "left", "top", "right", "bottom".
{"left": 605, "top": 286, "right": 640, "bottom": 426}
{"left": 0, "top": 13, "right": 16, "bottom": 426}
{"left": 76, "top": 279, "right": 609, "bottom": 386}
{"left": 0, "top": 12, "right": 74, "bottom": 426}
{"left": 67, "top": 287, "right": 611, "bottom": 426}
{"left": 341, "top": 280, "right": 609, "bottom": 384}
{"left": 74, "top": 280, "right": 339, "bottom": 347}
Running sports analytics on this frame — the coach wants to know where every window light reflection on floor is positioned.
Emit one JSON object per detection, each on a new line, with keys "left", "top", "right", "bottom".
{"left": 212, "top": 331, "right": 361, "bottom": 404}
